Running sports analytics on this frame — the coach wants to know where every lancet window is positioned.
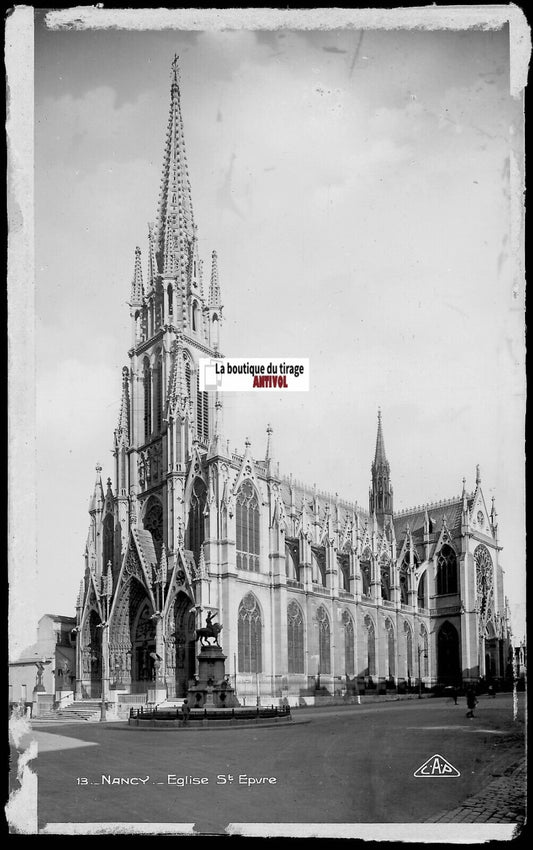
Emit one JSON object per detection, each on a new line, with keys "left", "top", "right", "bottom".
{"left": 287, "top": 601, "right": 304, "bottom": 673}
{"left": 236, "top": 480, "right": 260, "bottom": 572}
{"left": 238, "top": 593, "right": 262, "bottom": 673}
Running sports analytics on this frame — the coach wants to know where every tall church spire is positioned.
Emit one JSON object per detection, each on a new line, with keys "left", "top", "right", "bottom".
{"left": 156, "top": 55, "right": 195, "bottom": 278}
{"left": 374, "top": 408, "right": 388, "bottom": 469}
{"left": 369, "top": 409, "right": 393, "bottom": 523}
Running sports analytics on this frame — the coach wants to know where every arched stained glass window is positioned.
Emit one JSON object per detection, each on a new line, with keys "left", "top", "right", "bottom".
{"left": 436, "top": 544, "right": 458, "bottom": 595}
{"left": 287, "top": 601, "right": 304, "bottom": 673}
{"left": 187, "top": 478, "right": 207, "bottom": 567}
{"left": 238, "top": 593, "right": 262, "bottom": 673}
{"left": 143, "top": 497, "right": 164, "bottom": 561}
{"left": 236, "top": 481, "right": 260, "bottom": 572}
{"left": 343, "top": 611, "right": 355, "bottom": 675}
{"left": 316, "top": 606, "right": 330, "bottom": 674}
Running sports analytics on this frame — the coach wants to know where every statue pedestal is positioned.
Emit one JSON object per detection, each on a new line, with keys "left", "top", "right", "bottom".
{"left": 187, "top": 645, "right": 239, "bottom": 709}
{"left": 147, "top": 677, "right": 167, "bottom": 704}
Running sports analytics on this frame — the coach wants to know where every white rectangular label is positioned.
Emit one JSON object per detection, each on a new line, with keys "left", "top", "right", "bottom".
{"left": 198, "top": 358, "right": 309, "bottom": 392}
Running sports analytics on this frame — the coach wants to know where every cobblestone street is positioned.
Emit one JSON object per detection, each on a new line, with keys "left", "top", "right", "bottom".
{"left": 425, "top": 754, "right": 526, "bottom": 828}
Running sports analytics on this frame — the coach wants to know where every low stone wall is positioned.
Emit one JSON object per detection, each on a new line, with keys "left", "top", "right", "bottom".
{"left": 129, "top": 714, "right": 292, "bottom": 729}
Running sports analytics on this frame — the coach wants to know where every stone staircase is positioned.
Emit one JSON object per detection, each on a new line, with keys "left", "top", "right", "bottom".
{"left": 34, "top": 700, "right": 102, "bottom": 723}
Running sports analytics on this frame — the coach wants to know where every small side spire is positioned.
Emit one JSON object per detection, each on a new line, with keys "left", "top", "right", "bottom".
{"left": 208, "top": 250, "right": 222, "bottom": 308}
{"left": 265, "top": 423, "right": 274, "bottom": 463}
{"left": 76, "top": 579, "right": 85, "bottom": 610}
{"left": 89, "top": 463, "right": 104, "bottom": 514}
{"left": 208, "top": 393, "right": 225, "bottom": 458}
{"left": 130, "top": 246, "right": 144, "bottom": 306}
{"left": 146, "top": 222, "right": 158, "bottom": 291}
{"left": 475, "top": 464, "right": 481, "bottom": 486}
{"left": 115, "top": 366, "right": 130, "bottom": 447}
{"left": 490, "top": 495, "right": 498, "bottom": 537}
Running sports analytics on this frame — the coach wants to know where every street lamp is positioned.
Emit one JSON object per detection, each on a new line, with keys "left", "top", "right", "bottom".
{"left": 96, "top": 623, "right": 110, "bottom": 720}
{"left": 417, "top": 644, "right": 428, "bottom": 699}
{"left": 96, "top": 562, "right": 112, "bottom": 721}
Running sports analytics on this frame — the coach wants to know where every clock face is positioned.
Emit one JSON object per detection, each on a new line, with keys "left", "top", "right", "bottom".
{"left": 477, "top": 511, "right": 484, "bottom": 527}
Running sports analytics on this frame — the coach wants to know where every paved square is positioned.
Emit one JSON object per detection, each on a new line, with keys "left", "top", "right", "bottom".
{"left": 13, "top": 694, "right": 526, "bottom": 835}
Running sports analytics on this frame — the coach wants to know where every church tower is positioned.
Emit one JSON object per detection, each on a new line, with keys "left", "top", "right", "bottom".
{"left": 369, "top": 409, "right": 393, "bottom": 525}
{"left": 120, "top": 55, "right": 223, "bottom": 558}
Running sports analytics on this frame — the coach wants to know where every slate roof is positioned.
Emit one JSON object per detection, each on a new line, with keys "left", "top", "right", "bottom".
{"left": 393, "top": 495, "right": 474, "bottom": 543}
{"left": 132, "top": 527, "right": 158, "bottom": 571}
{"left": 279, "top": 476, "right": 369, "bottom": 531}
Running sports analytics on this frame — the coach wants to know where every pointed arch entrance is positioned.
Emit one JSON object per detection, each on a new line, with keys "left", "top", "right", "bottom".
{"left": 437, "top": 620, "right": 461, "bottom": 685}
{"left": 108, "top": 569, "right": 156, "bottom": 695}
{"left": 171, "top": 591, "right": 197, "bottom": 697}
{"left": 131, "top": 600, "right": 157, "bottom": 691}
{"left": 84, "top": 609, "right": 103, "bottom": 698}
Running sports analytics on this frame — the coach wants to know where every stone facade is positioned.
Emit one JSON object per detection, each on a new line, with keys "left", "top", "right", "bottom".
{"left": 75, "top": 60, "right": 513, "bottom": 705}
{"left": 10, "top": 614, "right": 76, "bottom": 710}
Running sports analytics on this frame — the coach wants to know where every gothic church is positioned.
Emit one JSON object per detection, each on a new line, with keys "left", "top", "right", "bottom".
{"left": 75, "top": 60, "right": 512, "bottom": 706}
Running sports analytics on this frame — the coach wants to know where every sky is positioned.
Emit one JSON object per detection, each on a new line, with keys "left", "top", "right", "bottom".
{"left": 10, "top": 10, "right": 526, "bottom": 654}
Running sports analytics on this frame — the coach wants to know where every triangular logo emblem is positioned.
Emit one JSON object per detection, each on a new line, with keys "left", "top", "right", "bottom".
{"left": 414, "top": 754, "right": 460, "bottom": 778}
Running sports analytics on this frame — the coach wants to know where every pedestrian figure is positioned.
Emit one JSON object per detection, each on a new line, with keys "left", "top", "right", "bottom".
{"left": 488, "top": 684, "right": 495, "bottom": 699}
{"left": 452, "top": 685, "right": 458, "bottom": 705}
{"left": 181, "top": 699, "right": 191, "bottom": 726}
{"left": 465, "top": 687, "right": 477, "bottom": 719}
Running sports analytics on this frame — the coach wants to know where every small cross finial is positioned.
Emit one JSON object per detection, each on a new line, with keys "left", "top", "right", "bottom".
{"left": 95, "top": 462, "right": 102, "bottom": 475}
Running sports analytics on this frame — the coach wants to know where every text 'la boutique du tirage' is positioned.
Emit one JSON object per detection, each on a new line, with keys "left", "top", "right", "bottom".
{"left": 199, "top": 358, "right": 310, "bottom": 392}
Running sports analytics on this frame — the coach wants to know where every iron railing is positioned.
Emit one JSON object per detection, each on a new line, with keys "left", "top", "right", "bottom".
{"left": 129, "top": 705, "right": 291, "bottom": 721}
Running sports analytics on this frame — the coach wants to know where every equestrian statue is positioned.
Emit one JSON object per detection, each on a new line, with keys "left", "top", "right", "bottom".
{"left": 195, "top": 611, "right": 223, "bottom": 647}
